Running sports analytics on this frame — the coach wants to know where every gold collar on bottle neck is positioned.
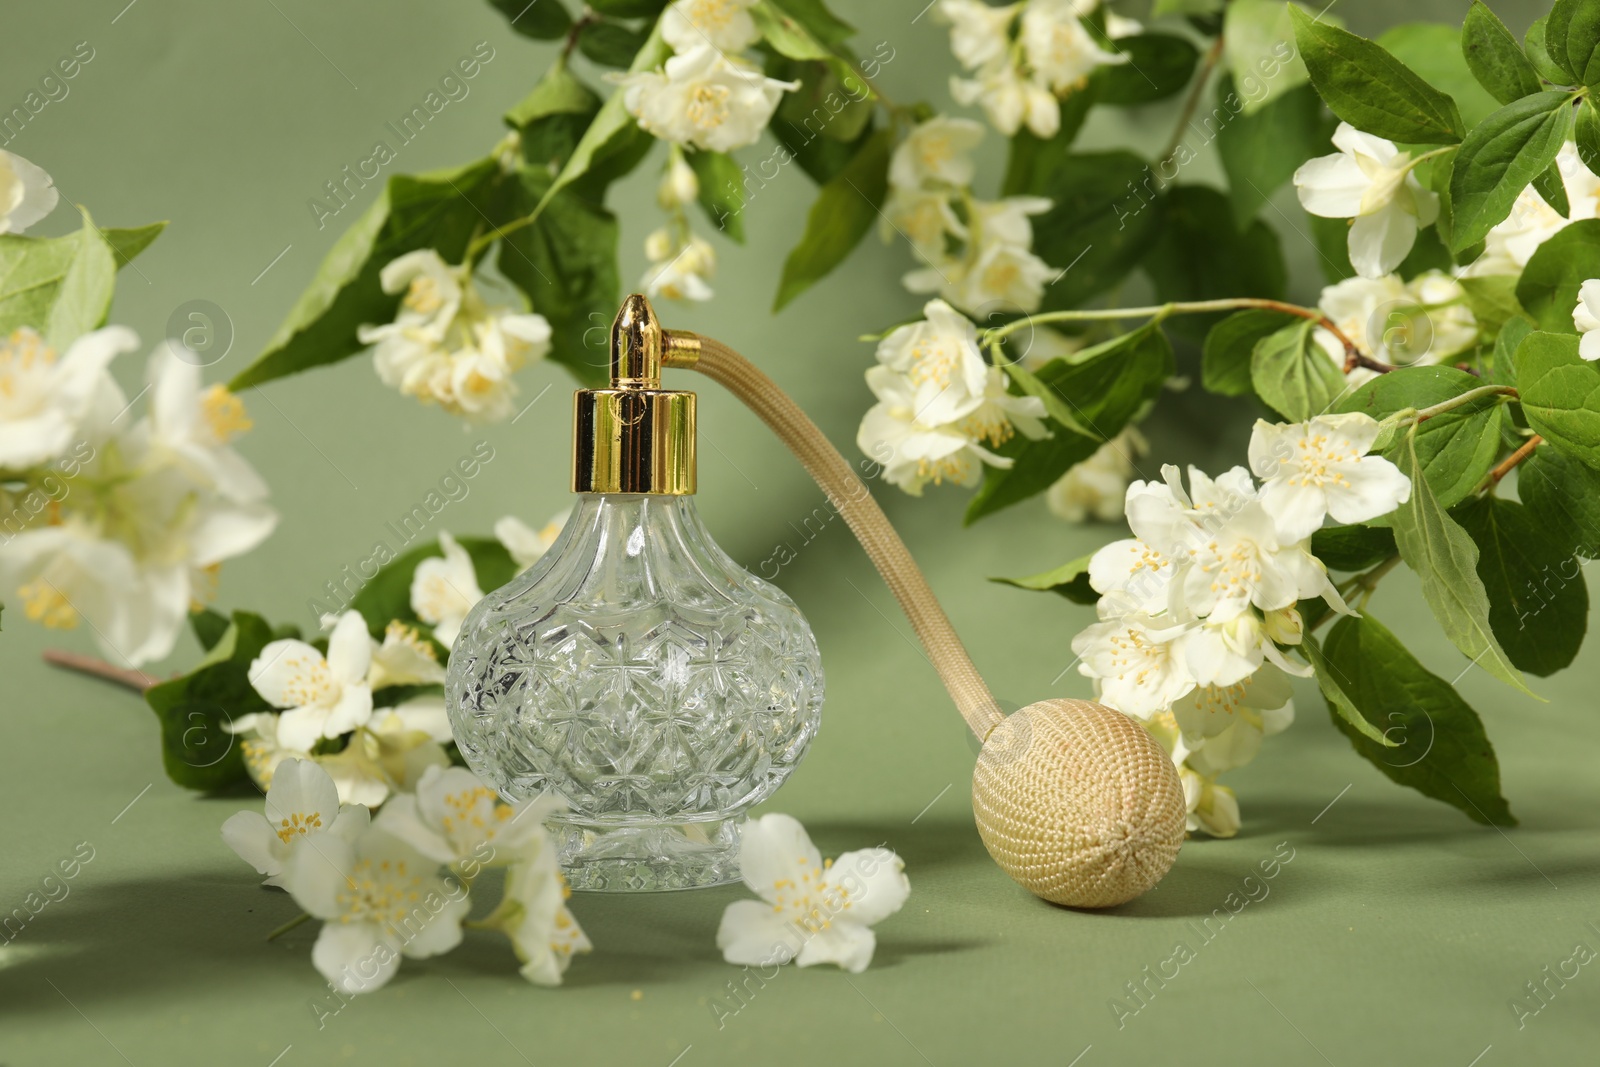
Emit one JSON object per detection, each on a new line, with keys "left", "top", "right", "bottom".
{"left": 572, "top": 294, "right": 699, "bottom": 495}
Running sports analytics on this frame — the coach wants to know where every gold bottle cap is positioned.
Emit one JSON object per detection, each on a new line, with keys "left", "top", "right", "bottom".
{"left": 572, "top": 294, "right": 697, "bottom": 495}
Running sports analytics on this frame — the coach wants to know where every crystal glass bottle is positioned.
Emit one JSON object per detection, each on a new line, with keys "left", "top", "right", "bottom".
{"left": 445, "top": 297, "right": 824, "bottom": 890}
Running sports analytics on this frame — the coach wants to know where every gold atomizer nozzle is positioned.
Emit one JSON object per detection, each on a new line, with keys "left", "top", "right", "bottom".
{"left": 571, "top": 294, "right": 697, "bottom": 495}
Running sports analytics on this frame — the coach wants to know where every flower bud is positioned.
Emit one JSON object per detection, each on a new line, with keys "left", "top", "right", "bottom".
{"left": 658, "top": 154, "right": 699, "bottom": 209}
{"left": 1263, "top": 606, "right": 1304, "bottom": 646}
{"left": 644, "top": 227, "right": 676, "bottom": 262}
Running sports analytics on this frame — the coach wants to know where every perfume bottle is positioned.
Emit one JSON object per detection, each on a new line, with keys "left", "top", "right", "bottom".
{"left": 445, "top": 295, "right": 824, "bottom": 891}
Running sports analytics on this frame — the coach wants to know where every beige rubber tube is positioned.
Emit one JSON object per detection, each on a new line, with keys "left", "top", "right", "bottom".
{"left": 665, "top": 330, "right": 1188, "bottom": 909}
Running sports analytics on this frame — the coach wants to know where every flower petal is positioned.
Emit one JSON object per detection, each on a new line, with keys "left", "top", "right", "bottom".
{"left": 716, "top": 899, "right": 798, "bottom": 967}
{"left": 312, "top": 922, "right": 402, "bottom": 995}
{"left": 738, "top": 814, "right": 822, "bottom": 905}
{"left": 821, "top": 847, "right": 910, "bottom": 927}
{"left": 326, "top": 611, "right": 374, "bottom": 685}
{"left": 248, "top": 639, "right": 329, "bottom": 709}
{"left": 795, "top": 922, "right": 878, "bottom": 973}
{"left": 1348, "top": 205, "right": 1418, "bottom": 279}
{"left": 220, "top": 811, "right": 282, "bottom": 880}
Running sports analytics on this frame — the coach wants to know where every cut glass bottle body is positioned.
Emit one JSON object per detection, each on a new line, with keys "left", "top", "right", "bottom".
{"left": 446, "top": 493, "right": 823, "bottom": 891}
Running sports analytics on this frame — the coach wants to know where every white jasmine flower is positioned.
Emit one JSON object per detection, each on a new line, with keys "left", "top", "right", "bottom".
{"left": 1313, "top": 272, "right": 1477, "bottom": 384}
{"left": 857, "top": 382, "right": 1003, "bottom": 494}
{"left": 1123, "top": 464, "right": 1257, "bottom": 561}
{"left": 873, "top": 299, "right": 990, "bottom": 401}
{"left": 1047, "top": 428, "right": 1146, "bottom": 524}
{"left": 661, "top": 0, "right": 761, "bottom": 55}
{"left": 221, "top": 758, "right": 369, "bottom": 888}
{"left": 0, "top": 326, "right": 135, "bottom": 471}
{"left": 1294, "top": 123, "right": 1440, "bottom": 279}
{"left": 1088, "top": 537, "right": 1177, "bottom": 617}
{"left": 366, "top": 620, "right": 446, "bottom": 690}
{"left": 495, "top": 511, "right": 569, "bottom": 571}
{"left": 376, "top": 765, "right": 562, "bottom": 871}
{"left": 1471, "top": 142, "right": 1600, "bottom": 275}
{"left": 283, "top": 824, "right": 470, "bottom": 995}
{"left": 1020, "top": 0, "right": 1127, "bottom": 93}
{"left": 227, "top": 712, "right": 315, "bottom": 792}
{"left": 1185, "top": 698, "right": 1295, "bottom": 779}
{"left": 1073, "top": 613, "right": 1197, "bottom": 718}
{"left": 248, "top": 611, "right": 375, "bottom": 752}
{"left": 950, "top": 61, "right": 1060, "bottom": 138}
{"left": 1247, "top": 414, "right": 1413, "bottom": 542}
{"left": 938, "top": 0, "right": 1021, "bottom": 70}
{"left": 909, "top": 214, "right": 1056, "bottom": 314}
{"left": 889, "top": 117, "right": 986, "bottom": 191}
{"left": 1144, "top": 712, "right": 1243, "bottom": 838}
{"left": 621, "top": 46, "right": 797, "bottom": 152}
{"left": 643, "top": 231, "right": 717, "bottom": 303}
{"left": 410, "top": 531, "right": 484, "bottom": 648}
{"left": 358, "top": 250, "right": 551, "bottom": 424}
{"left": 485, "top": 853, "right": 590, "bottom": 986}
{"left": 717, "top": 814, "right": 909, "bottom": 974}
{"left": 1179, "top": 501, "right": 1341, "bottom": 622}
{"left": 0, "top": 150, "right": 59, "bottom": 234}
{"left": 1574, "top": 279, "right": 1600, "bottom": 360}
{"left": 319, "top": 702, "right": 453, "bottom": 808}
{"left": 882, "top": 188, "right": 967, "bottom": 260}
{"left": 1170, "top": 665, "right": 1295, "bottom": 745}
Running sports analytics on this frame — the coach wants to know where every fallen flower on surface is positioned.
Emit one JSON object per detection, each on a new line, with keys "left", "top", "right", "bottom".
{"left": 221, "top": 758, "right": 369, "bottom": 888}
{"left": 717, "top": 813, "right": 909, "bottom": 974}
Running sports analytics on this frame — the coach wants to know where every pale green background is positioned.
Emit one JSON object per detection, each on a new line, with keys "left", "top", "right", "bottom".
{"left": 5, "top": 1, "right": 1598, "bottom": 1064}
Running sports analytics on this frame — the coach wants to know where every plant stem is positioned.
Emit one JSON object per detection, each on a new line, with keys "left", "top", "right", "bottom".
{"left": 42, "top": 650, "right": 160, "bottom": 693}
{"left": 1160, "top": 35, "right": 1225, "bottom": 166}
{"left": 266, "top": 912, "right": 312, "bottom": 942}
{"left": 983, "top": 297, "right": 1373, "bottom": 364}
{"left": 1414, "top": 384, "right": 1518, "bottom": 422}
{"left": 1486, "top": 434, "right": 1543, "bottom": 486}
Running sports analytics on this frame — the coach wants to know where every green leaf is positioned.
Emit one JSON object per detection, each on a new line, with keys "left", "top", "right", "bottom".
{"left": 752, "top": 0, "right": 832, "bottom": 60}
{"left": 767, "top": 58, "right": 877, "bottom": 184}
{"left": 535, "top": 21, "right": 672, "bottom": 214}
{"left": 1457, "top": 274, "right": 1524, "bottom": 339}
{"left": 143, "top": 611, "right": 275, "bottom": 791}
{"left": 1215, "top": 79, "right": 1332, "bottom": 225}
{"left": 350, "top": 536, "right": 518, "bottom": 639}
{"left": 990, "top": 554, "right": 1098, "bottom": 604}
{"left": 1338, "top": 366, "right": 1506, "bottom": 510}
{"left": 506, "top": 62, "right": 603, "bottom": 173}
{"left": 578, "top": 19, "right": 649, "bottom": 68}
{"left": 1533, "top": 159, "right": 1573, "bottom": 216}
{"left": 103, "top": 222, "right": 167, "bottom": 270}
{"left": 1290, "top": 6, "right": 1465, "bottom": 144}
{"left": 1449, "top": 92, "right": 1574, "bottom": 253}
{"left": 1223, "top": 0, "right": 1312, "bottom": 114}
{"left": 1203, "top": 309, "right": 1296, "bottom": 397}
{"left": 189, "top": 608, "right": 231, "bottom": 653}
{"left": 1516, "top": 329, "right": 1600, "bottom": 470}
{"left": 768, "top": 0, "right": 854, "bottom": 47}
{"left": 1518, "top": 443, "right": 1600, "bottom": 557}
{"left": 686, "top": 150, "right": 745, "bottom": 243}
{"left": 0, "top": 209, "right": 117, "bottom": 347}
{"left": 1096, "top": 33, "right": 1199, "bottom": 105}
{"left": 1515, "top": 218, "right": 1600, "bottom": 332}
{"left": 1550, "top": 0, "right": 1600, "bottom": 89}
{"left": 966, "top": 325, "right": 1172, "bottom": 523}
{"left": 499, "top": 170, "right": 620, "bottom": 387}
{"left": 232, "top": 158, "right": 503, "bottom": 391}
{"left": 588, "top": 0, "right": 667, "bottom": 15}
{"left": 1462, "top": 1, "right": 1545, "bottom": 104}
{"left": 1455, "top": 495, "right": 1587, "bottom": 675}
{"left": 1301, "top": 632, "right": 1398, "bottom": 747}
{"left": 1001, "top": 359, "right": 1097, "bottom": 441}
{"left": 1032, "top": 151, "right": 1164, "bottom": 311}
{"left": 486, "top": 0, "right": 572, "bottom": 39}
{"left": 1311, "top": 524, "right": 1397, "bottom": 571}
{"left": 1525, "top": 15, "right": 1574, "bottom": 85}
{"left": 1389, "top": 427, "right": 1535, "bottom": 696}
{"left": 1377, "top": 21, "right": 1500, "bottom": 128}
{"left": 1578, "top": 99, "right": 1600, "bottom": 173}
{"left": 1251, "top": 318, "right": 1347, "bottom": 421}
{"left": 1323, "top": 612, "right": 1515, "bottom": 826}
{"left": 1155, "top": 0, "right": 1223, "bottom": 14}
{"left": 1489, "top": 313, "right": 1536, "bottom": 385}
{"left": 1141, "top": 185, "right": 1286, "bottom": 341}
{"left": 773, "top": 126, "right": 891, "bottom": 311}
